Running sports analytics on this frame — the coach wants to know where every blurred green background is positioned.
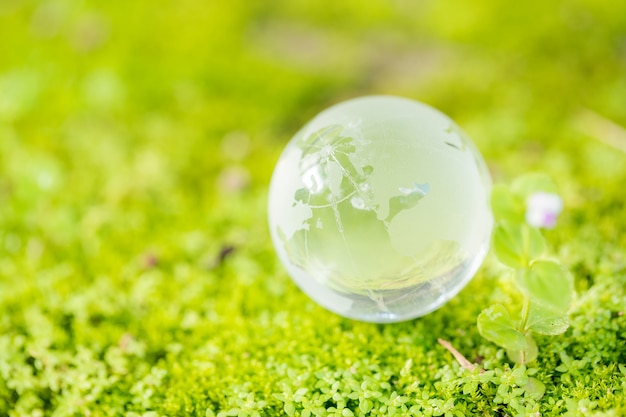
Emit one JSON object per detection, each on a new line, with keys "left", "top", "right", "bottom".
{"left": 1, "top": 0, "right": 626, "bottom": 415}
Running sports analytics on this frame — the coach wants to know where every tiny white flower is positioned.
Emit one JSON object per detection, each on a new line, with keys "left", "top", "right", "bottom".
{"left": 525, "top": 191, "right": 563, "bottom": 229}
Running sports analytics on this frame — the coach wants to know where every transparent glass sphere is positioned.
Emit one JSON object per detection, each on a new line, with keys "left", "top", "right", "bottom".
{"left": 268, "top": 96, "right": 493, "bottom": 323}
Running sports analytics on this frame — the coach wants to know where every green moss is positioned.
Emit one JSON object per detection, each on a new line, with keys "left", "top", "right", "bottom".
{"left": 1, "top": 0, "right": 626, "bottom": 415}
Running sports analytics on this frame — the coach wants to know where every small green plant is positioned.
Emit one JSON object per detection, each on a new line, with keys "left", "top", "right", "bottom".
{"left": 478, "top": 173, "right": 575, "bottom": 365}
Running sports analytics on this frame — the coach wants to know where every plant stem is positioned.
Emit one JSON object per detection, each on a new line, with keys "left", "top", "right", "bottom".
{"left": 516, "top": 267, "right": 531, "bottom": 333}
{"left": 519, "top": 296, "right": 531, "bottom": 333}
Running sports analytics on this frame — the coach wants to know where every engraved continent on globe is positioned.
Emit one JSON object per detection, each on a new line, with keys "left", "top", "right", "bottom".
{"left": 268, "top": 96, "right": 492, "bottom": 323}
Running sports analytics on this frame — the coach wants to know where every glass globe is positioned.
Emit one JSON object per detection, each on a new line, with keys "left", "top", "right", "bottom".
{"left": 268, "top": 96, "right": 492, "bottom": 323}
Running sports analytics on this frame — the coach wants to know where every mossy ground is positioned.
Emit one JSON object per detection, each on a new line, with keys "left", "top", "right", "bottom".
{"left": 1, "top": 0, "right": 625, "bottom": 416}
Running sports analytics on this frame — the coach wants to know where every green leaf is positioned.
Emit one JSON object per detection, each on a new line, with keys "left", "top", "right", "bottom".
{"left": 517, "top": 260, "right": 574, "bottom": 314}
{"left": 462, "top": 382, "right": 478, "bottom": 395}
{"left": 359, "top": 399, "right": 373, "bottom": 413}
{"left": 490, "top": 184, "right": 524, "bottom": 223}
{"left": 284, "top": 402, "right": 296, "bottom": 416}
{"left": 511, "top": 173, "right": 559, "bottom": 200}
{"left": 506, "top": 334, "right": 538, "bottom": 365}
{"left": 493, "top": 222, "right": 546, "bottom": 268}
{"left": 524, "top": 377, "right": 546, "bottom": 400}
{"left": 526, "top": 302, "right": 570, "bottom": 335}
{"left": 477, "top": 304, "right": 527, "bottom": 351}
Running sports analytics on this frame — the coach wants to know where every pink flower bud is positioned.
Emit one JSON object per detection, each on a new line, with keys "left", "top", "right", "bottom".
{"left": 525, "top": 192, "right": 563, "bottom": 229}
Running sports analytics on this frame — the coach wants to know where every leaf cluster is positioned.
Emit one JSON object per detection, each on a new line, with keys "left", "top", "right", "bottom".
{"left": 478, "top": 174, "right": 575, "bottom": 366}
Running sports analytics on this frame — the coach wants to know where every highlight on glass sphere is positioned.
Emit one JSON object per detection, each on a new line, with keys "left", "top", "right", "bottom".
{"left": 268, "top": 96, "right": 493, "bottom": 323}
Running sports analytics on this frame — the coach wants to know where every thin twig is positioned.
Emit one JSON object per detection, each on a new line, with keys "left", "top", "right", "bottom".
{"left": 437, "top": 338, "right": 480, "bottom": 372}
{"left": 573, "top": 108, "right": 626, "bottom": 154}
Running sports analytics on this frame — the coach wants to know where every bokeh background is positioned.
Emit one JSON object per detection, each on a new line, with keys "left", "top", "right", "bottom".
{"left": 1, "top": 0, "right": 625, "bottom": 415}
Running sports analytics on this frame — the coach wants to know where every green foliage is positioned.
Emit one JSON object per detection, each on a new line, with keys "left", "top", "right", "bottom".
{"left": 1, "top": 0, "right": 626, "bottom": 415}
{"left": 510, "top": 173, "right": 559, "bottom": 201}
{"left": 517, "top": 261, "right": 573, "bottom": 314}
{"left": 491, "top": 184, "right": 525, "bottom": 223}
{"left": 493, "top": 222, "right": 546, "bottom": 268}
{"left": 479, "top": 174, "right": 575, "bottom": 366}
{"left": 477, "top": 304, "right": 527, "bottom": 351}
{"left": 526, "top": 302, "right": 570, "bottom": 336}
